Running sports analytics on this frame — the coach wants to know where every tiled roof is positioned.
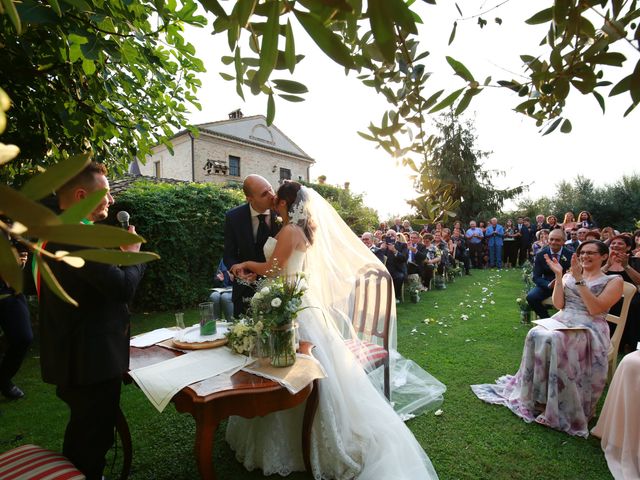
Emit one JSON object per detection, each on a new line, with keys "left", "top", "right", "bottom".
{"left": 110, "top": 174, "right": 189, "bottom": 197}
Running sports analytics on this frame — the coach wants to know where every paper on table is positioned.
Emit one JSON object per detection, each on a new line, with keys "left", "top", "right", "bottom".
{"left": 532, "top": 318, "right": 588, "bottom": 331}
{"left": 130, "top": 328, "right": 175, "bottom": 348}
{"left": 129, "top": 348, "right": 249, "bottom": 412}
{"left": 242, "top": 354, "right": 327, "bottom": 395}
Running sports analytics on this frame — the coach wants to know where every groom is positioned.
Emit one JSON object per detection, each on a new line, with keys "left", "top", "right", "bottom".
{"left": 223, "top": 174, "right": 281, "bottom": 317}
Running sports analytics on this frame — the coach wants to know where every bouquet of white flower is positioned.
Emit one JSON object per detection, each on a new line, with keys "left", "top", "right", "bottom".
{"left": 249, "top": 272, "right": 308, "bottom": 367}
{"left": 249, "top": 272, "right": 308, "bottom": 329}
{"left": 225, "top": 318, "right": 267, "bottom": 356}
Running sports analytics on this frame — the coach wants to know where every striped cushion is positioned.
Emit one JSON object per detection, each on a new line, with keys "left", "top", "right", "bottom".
{"left": 0, "top": 444, "right": 84, "bottom": 480}
{"left": 344, "top": 339, "right": 388, "bottom": 369}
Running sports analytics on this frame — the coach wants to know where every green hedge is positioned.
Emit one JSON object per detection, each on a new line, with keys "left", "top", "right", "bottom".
{"left": 112, "top": 181, "right": 244, "bottom": 311}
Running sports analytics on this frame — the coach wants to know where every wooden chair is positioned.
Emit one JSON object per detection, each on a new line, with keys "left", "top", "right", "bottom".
{"left": 345, "top": 264, "right": 392, "bottom": 400}
{"left": 607, "top": 281, "right": 637, "bottom": 381}
{"left": 531, "top": 297, "right": 556, "bottom": 321}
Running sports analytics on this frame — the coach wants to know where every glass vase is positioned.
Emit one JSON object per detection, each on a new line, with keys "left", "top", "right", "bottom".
{"left": 269, "top": 323, "right": 297, "bottom": 367}
{"left": 253, "top": 334, "right": 270, "bottom": 358}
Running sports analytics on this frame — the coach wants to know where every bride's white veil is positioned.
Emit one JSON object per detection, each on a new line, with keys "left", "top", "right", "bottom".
{"left": 295, "top": 185, "right": 445, "bottom": 417}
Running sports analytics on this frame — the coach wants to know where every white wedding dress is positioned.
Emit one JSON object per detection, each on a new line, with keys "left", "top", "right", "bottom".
{"left": 225, "top": 236, "right": 440, "bottom": 479}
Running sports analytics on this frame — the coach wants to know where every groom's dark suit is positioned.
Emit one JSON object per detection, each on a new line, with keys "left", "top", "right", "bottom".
{"left": 223, "top": 204, "right": 280, "bottom": 317}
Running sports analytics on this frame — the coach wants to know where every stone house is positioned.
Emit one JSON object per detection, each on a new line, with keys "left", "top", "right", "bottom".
{"left": 130, "top": 109, "right": 315, "bottom": 187}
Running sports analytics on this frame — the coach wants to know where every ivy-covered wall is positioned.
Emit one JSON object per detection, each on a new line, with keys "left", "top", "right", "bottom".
{"left": 112, "top": 181, "right": 244, "bottom": 311}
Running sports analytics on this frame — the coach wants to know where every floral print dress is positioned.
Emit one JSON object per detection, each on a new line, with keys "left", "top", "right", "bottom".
{"left": 472, "top": 274, "right": 615, "bottom": 437}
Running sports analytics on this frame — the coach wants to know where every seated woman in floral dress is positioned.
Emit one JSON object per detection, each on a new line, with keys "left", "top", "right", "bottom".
{"left": 472, "top": 240, "right": 623, "bottom": 437}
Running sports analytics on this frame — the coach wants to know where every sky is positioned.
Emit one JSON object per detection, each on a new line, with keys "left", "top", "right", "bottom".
{"left": 183, "top": 2, "right": 637, "bottom": 219}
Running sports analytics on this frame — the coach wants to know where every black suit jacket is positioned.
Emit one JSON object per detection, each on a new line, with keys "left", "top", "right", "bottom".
{"left": 532, "top": 246, "right": 573, "bottom": 290}
{"left": 383, "top": 242, "right": 408, "bottom": 278}
{"left": 39, "top": 242, "right": 146, "bottom": 387}
{"left": 519, "top": 225, "right": 534, "bottom": 247}
{"left": 223, "top": 203, "right": 280, "bottom": 316}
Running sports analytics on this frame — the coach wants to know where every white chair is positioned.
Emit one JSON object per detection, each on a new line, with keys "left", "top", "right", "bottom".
{"left": 606, "top": 281, "right": 636, "bottom": 381}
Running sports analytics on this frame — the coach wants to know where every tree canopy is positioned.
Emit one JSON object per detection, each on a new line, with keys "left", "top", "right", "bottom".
{"left": 407, "top": 112, "right": 524, "bottom": 223}
{"left": 0, "top": 0, "right": 206, "bottom": 184}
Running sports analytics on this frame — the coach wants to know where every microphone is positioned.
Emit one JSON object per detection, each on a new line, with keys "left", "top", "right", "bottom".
{"left": 116, "top": 211, "right": 130, "bottom": 230}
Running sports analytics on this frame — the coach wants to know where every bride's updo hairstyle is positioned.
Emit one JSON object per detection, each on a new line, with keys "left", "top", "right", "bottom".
{"left": 277, "top": 180, "right": 315, "bottom": 245}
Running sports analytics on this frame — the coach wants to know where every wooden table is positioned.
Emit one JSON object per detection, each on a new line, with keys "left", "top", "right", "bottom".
{"left": 128, "top": 342, "right": 319, "bottom": 480}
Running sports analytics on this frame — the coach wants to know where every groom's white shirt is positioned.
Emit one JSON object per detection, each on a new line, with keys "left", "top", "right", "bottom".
{"left": 249, "top": 204, "right": 271, "bottom": 240}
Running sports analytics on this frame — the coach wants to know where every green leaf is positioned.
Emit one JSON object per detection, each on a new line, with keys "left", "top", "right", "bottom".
{"left": 272, "top": 79, "right": 308, "bottom": 94}
{"left": 630, "top": 60, "right": 640, "bottom": 104}
{"left": 448, "top": 21, "right": 457, "bottom": 45}
{"left": 357, "top": 131, "right": 376, "bottom": 141}
{"left": 36, "top": 255, "right": 78, "bottom": 307}
{"left": 609, "top": 74, "right": 631, "bottom": 96}
{"left": 560, "top": 118, "right": 572, "bottom": 133}
{"left": 266, "top": 92, "right": 275, "bottom": 125}
{"left": 423, "top": 89, "right": 444, "bottom": 110}
{"left": 58, "top": 188, "right": 107, "bottom": 224}
{"left": 219, "top": 72, "right": 235, "bottom": 81}
{"left": 0, "top": 234, "right": 22, "bottom": 293}
{"left": 455, "top": 90, "right": 474, "bottom": 115}
{"left": 27, "top": 224, "right": 145, "bottom": 247}
{"left": 0, "top": 185, "right": 60, "bottom": 227}
{"left": 554, "top": 77, "right": 570, "bottom": 100}
{"left": 429, "top": 88, "right": 465, "bottom": 113}
{"left": 20, "top": 153, "right": 91, "bottom": 200}
{"left": 284, "top": 19, "right": 296, "bottom": 74}
{"left": 294, "top": 10, "right": 354, "bottom": 69}
{"left": 256, "top": 0, "right": 280, "bottom": 85}
{"left": 82, "top": 58, "right": 96, "bottom": 75}
{"left": 525, "top": 7, "right": 553, "bottom": 25}
{"left": 277, "top": 94, "right": 305, "bottom": 102}
{"left": 199, "top": 0, "right": 227, "bottom": 18}
{"left": 589, "top": 52, "right": 626, "bottom": 67}
{"left": 236, "top": 0, "right": 257, "bottom": 28}
{"left": 71, "top": 249, "right": 160, "bottom": 265}
{"left": 592, "top": 91, "right": 606, "bottom": 113}
{"left": 367, "top": 0, "right": 396, "bottom": 62}
{"left": 446, "top": 56, "right": 474, "bottom": 82}
{"left": 542, "top": 117, "right": 563, "bottom": 136}
{"left": 234, "top": 47, "right": 245, "bottom": 100}
{"left": 47, "top": 0, "right": 62, "bottom": 16}
{"left": 1, "top": 0, "right": 22, "bottom": 34}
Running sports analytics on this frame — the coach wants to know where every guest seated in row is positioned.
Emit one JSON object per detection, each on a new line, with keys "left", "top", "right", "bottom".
{"left": 585, "top": 230, "right": 602, "bottom": 241}
{"left": 421, "top": 233, "right": 442, "bottom": 289}
{"left": 527, "top": 229, "right": 573, "bottom": 318}
{"left": 380, "top": 229, "right": 408, "bottom": 302}
{"left": 361, "top": 231, "right": 385, "bottom": 263}
{"left": 407, "top": 231, "right": 427, "bottom": 277}
{"left": 209, "top": 259, "right": 234, "bottom": 320}
{"left": 565, "top": 229, "right": 580, "bottom": 252}
{"left": 602, "top": 234, "right": 640, "bottom": 352}
{"left": 473, "top": 240, "right": 623, "bottom": 437}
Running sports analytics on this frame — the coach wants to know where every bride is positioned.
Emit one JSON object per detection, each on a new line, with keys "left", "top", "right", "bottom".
{"left": 228, "top": 181, "right": 444, "bottom": 479}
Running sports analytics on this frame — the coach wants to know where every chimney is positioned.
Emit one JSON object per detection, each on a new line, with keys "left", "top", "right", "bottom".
{"left": 228, "top": 108, "right": 243, "bottom": 119}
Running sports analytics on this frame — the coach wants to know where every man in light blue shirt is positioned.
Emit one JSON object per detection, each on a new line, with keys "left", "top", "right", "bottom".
{"left": 484, "top": 217, "right": 504, "bottom": 268}
{"left": 465, "top": 220, "right": 484, "bottom": 269}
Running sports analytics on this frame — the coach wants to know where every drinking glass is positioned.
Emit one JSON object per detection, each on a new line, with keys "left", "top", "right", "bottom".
{"left": 199, "top": 302, "right": 216, "bottom": 336}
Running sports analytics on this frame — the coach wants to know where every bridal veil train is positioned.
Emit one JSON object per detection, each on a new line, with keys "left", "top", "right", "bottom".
{"left": 226, "top": 185, "right": 445, "bottom": 479}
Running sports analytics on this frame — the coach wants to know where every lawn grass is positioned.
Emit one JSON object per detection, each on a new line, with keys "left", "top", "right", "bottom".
{"left": 0, "top": 269, "right": 612, "bottom": 479}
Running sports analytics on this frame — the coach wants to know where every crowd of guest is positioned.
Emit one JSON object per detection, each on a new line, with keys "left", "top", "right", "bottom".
{"left": 360, "top": 212, "right": 640, "bottom": 357}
